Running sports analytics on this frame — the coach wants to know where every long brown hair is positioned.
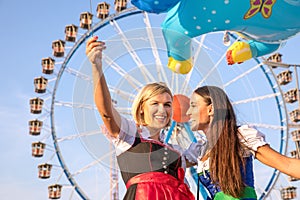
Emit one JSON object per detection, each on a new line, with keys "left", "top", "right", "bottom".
{"left": 194, "top": 86, "right": 245, "bottom": 198}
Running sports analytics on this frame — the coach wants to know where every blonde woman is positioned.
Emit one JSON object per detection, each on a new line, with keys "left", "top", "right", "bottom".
{"left": 86, "top": 36, "right": 203, "bottom": 199}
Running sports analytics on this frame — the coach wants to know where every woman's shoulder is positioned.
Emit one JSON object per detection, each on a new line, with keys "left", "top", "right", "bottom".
{"left": 238, "top": 124, "right": 268, "bottom": 154}
{"left": 238, "top": 124, "right": 262, "bottom": 136}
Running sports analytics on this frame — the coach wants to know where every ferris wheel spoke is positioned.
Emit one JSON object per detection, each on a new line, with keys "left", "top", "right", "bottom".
{"left": 223, "top": 63, "right": 263, "bottom": 87}
{"left": 109, "top": 86, "right": 135, "bottom": 103}
{"left": 103, "top": 54, "right": 143, "bottom": 89}
{"left": 197, "top": 46, "right": 226, "bottom": 87}
{"left": 54, "top": 101, "right": 96, "bottom": 110}
{"left": 194, "top": 35, "right": 208, "bottom": 60}
{"left": 288, "top": 123, "right": 300, "bottom": 128}
{"left": 72, "top": 152, "right": 113, "bottom": 177}
{"left": 143, "top": 12, "right": 169, "bottom": 85}
{"left": 34, "top": 111, "right": 51, "bottom": 123}
{"left": 115, "top": 107, "right": 132, "bottom": 115}
{"left": 56, "top": 130, "right": 101, "bottom": 143}
{"left": 246, "top": 123, "right": 286, "bottom": 130}
{"left": 180, "top": 71, "right": 192, "bottom": 94}
{"left": 178, "top": 35, "right": 207, "bottom": 94}
{"left": 39, "top": 132, "right": 52, "bottom": 143}
{"left": 65, "top": 67, "right": 92, "bottom": 82}
{"left": 44, "top": 151, "right": 58, "bottom": 164}
{"left": 44, "top": 144, "right": 55, "bottom": 152}
{"left": 109, "top": 19, "right": 156, "bottom": 83}
{"left": 41, "top": 106, "right": 51, "bottom": 114}
{"left": 169, "top": 73, "right": 178, "bottom": 93}
{"left": 232, "top": 93, "right": 281, "bottom": 105}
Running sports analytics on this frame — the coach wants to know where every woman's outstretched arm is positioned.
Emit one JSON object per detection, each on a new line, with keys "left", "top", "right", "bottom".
{"left": 86, "top": 36, "right": 121, "bottom": 138}
{"left": 256, "top": 145, "right": 300, "bottom": 179}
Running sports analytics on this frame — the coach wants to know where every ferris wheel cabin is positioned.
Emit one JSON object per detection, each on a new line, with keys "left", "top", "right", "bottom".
{"left": 291, "top": 129, "right": 300, "bottom": 148}
{"left": 267, "top": 53, "right": 283, "bottom": 68}
{"left": 114, "top": 0, "right": 127, "bottom": 12}
{"left": 277, "top": 70, "right": 293, "bottom": 85}
{"left": 52, "top": 40, "right": 65, "bottom": 57}
{"left": 281, "top": 186, "right": 297, "bottom": 200}
{"left": 284, "top": 89, "right": 299, "bottom": 104}
{"left": 48, "top": 184, "right": 62, "bottom": 199}
{"left": 289, "top": 109, "right": 300, "bottom": 123}
{"left": 65, "top": 24, "right": 78, "bottom": 42}
{"left": 32, "top": 142, "right": 46, "bottom": 157}
{"left": 290, "top": 149, "right": 300, "bottom": 159}
{"left": 38, "top": 163, "right": 52, "bottom": 179}
{"left": 41, "top": 57, "right": 55, "bottom": 74}
{"left": 28, "top": 119, "right": 43, "bottom": 136}
{"left": 97, "top": 2, "right": 110, "bottom": 19}
{"left": 34, "top": 76, "right": 48, "bottom": 94}
{"left": 80, "top": 12, "right": 93, "bottom": 30}
{"left": 30, "top": 97, "right": 44, "bottom": 114}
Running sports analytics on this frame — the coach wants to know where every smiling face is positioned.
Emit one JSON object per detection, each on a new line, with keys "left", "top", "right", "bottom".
{"left": 142, "top": 93, "right": 172, "bottom": 130}
{"left": 186, "top": 92, "right": 213, "bottom": 132}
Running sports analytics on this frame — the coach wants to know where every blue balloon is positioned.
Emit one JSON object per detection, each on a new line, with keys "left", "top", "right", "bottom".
{"left": 132, "top": 0, "right": 300, "bottom": 74}
{"left": 131, "top": 0, "right": 180, "bottom": 13}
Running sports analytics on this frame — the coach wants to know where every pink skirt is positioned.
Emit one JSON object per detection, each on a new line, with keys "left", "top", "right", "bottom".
{"left": 126, "top": 168, "right": 195, "bottom": 200}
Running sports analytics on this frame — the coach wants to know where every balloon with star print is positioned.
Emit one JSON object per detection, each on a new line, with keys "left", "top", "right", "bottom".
{"left": 132, "top": 0, "right": 300, "bottom": 74}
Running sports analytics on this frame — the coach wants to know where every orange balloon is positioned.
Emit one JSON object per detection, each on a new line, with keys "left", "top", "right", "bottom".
{"left": 172, "top": 94, "right": 190, "bottom": 123}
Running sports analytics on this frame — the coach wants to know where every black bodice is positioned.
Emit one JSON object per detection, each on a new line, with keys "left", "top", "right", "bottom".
{"left": 117, "top": 132, "right": 182, "bottom": 184}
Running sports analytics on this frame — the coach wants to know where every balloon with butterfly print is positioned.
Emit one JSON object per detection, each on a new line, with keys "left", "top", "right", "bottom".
{"left": 131, "top": 0, "right": 300, "bottom": 74}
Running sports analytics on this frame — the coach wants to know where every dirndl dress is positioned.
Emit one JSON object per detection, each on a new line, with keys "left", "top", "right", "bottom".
{"left": 117, "top": 131, "right": 195, "bottom": 200}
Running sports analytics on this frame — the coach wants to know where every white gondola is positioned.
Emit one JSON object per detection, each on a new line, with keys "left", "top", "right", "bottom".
{"left": 41, "top": 57, "right": 55, "bottom": 74}
{"left": 48, "top": 184, "right": 62, "bottom": 199}
{"left": 38, "top": 163, "right": 52, "bottom": 179}
{"left": 277, "top": 70, "right": 293, "bottom": 85}
{"left": 114, "top": 0, "right": 127, "bottom": 12}
{"left": 79, "top": 12, "right": 93, "bottom": 30}
{"left": 52, "top": 40, "right": 65, "bottom": 58}
{"left": 97, "top": 2, "right": 110, "bottom": 19}
{"left": 32, "top": 142, "right": 46, "bottom": 157}
{"left": 28, "top": 119, "right": 43, "bottom": 136}
{"left": 65, "top": 24, "right": 78, "bottom": 42}
{"left": 34, "top": 76, "right": 48, "bottom": 93}
{"left": 30, "top": 97, "right": 44, "bottom": 114}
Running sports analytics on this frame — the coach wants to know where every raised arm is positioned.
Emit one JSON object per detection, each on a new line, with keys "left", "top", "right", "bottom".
{"left": 86, "top": 36, "right": 121, "bottom": 138}
{"left": 256, "top": 145, "right": 300, "bottom": 179}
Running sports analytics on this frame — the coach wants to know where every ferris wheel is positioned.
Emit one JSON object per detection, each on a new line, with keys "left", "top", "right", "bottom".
{"left": 28, "top": 1, "right": 300, "bottom": 199}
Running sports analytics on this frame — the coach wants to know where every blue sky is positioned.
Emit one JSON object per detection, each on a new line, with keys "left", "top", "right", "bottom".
{"left": 0, "top": 1, "right": 94, "bottom": 199}
{"left": 1, "top": 0, "right": 300, "bottom": 199}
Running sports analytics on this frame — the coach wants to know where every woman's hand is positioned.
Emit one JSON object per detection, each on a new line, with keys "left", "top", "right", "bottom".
{"left": 86, "top": 36, "right": 106, "bottom": 66}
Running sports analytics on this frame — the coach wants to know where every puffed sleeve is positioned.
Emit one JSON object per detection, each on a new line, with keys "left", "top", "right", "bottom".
{"left": 238, "top": 125, "right": 268, "bottom": 156}
{"left": 182, "top": 131, "right": 208, "bottom": 163}
{"left": 102, "top": 116, "right": 137, "bottom": 156}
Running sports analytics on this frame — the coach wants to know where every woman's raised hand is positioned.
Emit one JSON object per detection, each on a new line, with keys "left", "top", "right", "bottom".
{"left": 86, "top": 36, "right": 106, "bottom": 66}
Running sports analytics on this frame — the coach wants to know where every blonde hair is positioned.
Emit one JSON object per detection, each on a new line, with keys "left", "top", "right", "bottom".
{"left": 132, "top": 82, "right": 173, "bottom": 126}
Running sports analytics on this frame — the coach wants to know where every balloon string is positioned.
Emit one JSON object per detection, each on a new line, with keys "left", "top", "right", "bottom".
{"left": 89, "top": 0, "right": 94, "bottom": 36}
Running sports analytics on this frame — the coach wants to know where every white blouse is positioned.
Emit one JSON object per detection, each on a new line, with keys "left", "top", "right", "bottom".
{"left": 104, "top": 116, "right": 207, "bottom": 169}
{"left": 238, "top": 125, "right": 268, "bottom": 157}
{"left": 197, "top": 125, "right": 268, "bottom": 173}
